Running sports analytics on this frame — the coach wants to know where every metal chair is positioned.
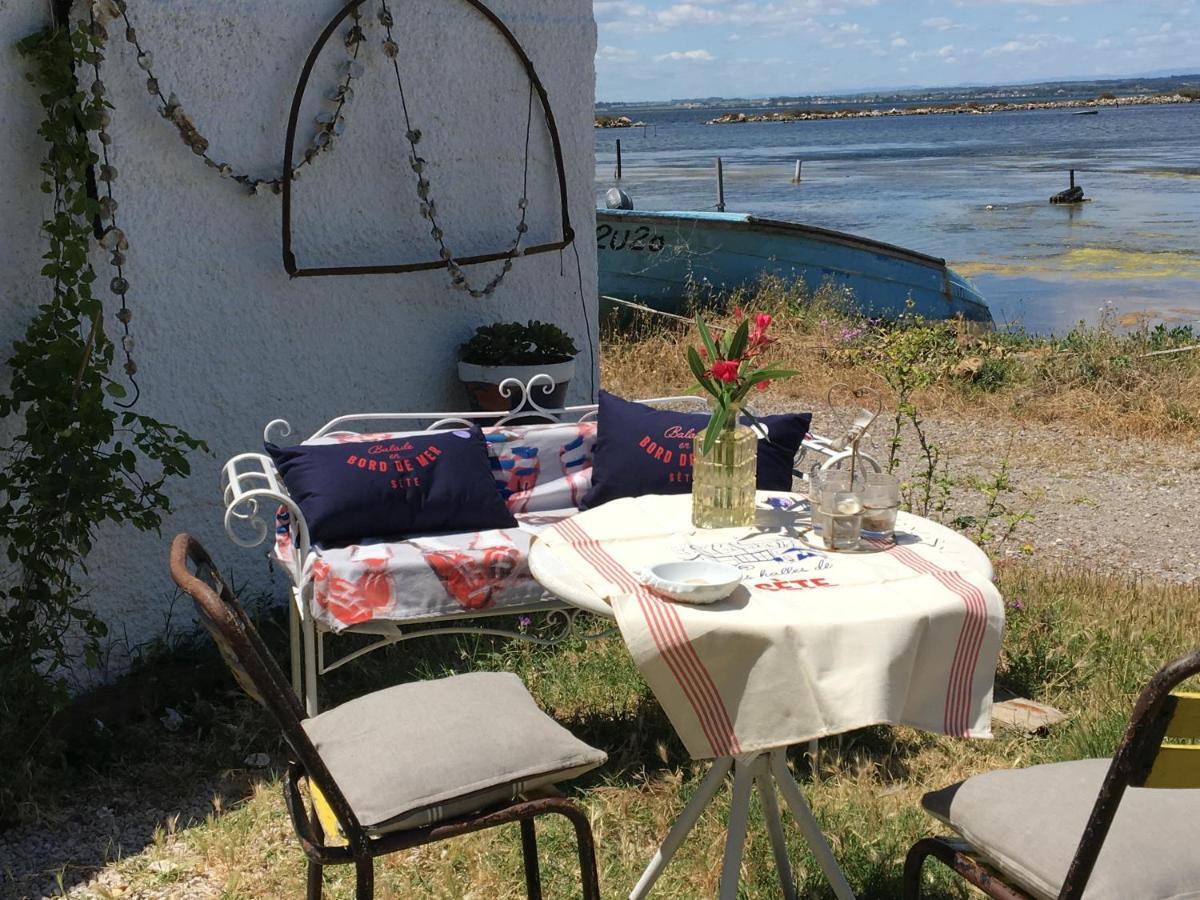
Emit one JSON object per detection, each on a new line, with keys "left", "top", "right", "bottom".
{"left": 904, "top": 650, "right": 1200, "bottom": 900}
{"left": 169, "top": 533, "right": 604, "bottom": 900}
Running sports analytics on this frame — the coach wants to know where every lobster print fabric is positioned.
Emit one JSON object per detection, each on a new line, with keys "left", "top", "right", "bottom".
{"left": 298, "top": 526, "right": 552, "bottom": 630}
{"left": 273, "top": 422, "right": 598, "bottom": 630}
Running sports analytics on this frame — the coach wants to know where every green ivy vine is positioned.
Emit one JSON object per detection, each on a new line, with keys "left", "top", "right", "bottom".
{"left": 1, "top": 19, "right": 204, "bottom": 778}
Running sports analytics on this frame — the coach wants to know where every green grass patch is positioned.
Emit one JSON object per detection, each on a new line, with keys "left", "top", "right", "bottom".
{"left": 7, "top": 564, "right": 1197, "bottom": 898}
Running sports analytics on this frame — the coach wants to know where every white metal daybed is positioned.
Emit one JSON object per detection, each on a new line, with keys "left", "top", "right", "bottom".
{"left": 220, "top": 375, "right": 871, "bottom": 714}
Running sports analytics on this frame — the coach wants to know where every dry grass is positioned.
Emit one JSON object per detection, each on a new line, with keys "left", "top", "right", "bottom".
{"left": 600, "top": 279, "right": 1200, "bottom": 440}
{"left": 16, "top": 566, "right": 1197, "bottom": 899}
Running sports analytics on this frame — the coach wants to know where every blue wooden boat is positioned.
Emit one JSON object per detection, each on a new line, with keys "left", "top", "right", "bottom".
{"left": 596, "top": 208, "right": 992, "bottom": 324}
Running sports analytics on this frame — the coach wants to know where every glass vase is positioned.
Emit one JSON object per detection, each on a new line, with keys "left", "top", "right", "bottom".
{"left": 692, "top": 402, "right": 758, "bottom": 528}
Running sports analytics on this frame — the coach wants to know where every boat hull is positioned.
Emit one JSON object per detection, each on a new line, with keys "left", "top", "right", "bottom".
{"left": 596, "top": 209, "right": 992, "bottom": 324}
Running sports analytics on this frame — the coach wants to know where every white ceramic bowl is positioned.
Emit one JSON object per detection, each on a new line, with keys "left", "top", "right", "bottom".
{"left": 638, "top": 561, "right": 743, "bottom": 605}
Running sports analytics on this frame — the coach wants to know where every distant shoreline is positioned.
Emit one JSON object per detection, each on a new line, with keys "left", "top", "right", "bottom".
{"left": 703, "top": 93, "right": 1197, "bottom": 125}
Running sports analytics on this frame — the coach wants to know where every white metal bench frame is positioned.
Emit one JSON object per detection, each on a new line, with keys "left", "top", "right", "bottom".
{"left": 220, "top": 375, "right": 876, "bottom": 715}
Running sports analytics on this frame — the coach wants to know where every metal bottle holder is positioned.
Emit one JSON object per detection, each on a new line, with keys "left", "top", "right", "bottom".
{"left": 824, "top": 383, "right": 882, "bottom": 485}
{"left": 796, "top": 383, "right": 885, "bottom": 553}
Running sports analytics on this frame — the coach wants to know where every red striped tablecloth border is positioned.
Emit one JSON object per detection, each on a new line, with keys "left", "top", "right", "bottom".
{"left": 554, "top": 518, "right": 741, "bottom": 757}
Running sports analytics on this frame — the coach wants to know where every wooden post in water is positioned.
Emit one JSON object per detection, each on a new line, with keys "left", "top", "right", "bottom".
{"left": 716, "top": 156, "right": 725, "bottom": 212}
{"left": 615, "top": 139, "right": 623, "bottom": 180}
{"left": 792, "top": 160, "right": 803, "bottom": 183}
{"left": 1070, "top": 168, "right": 1075, "bottom": 189}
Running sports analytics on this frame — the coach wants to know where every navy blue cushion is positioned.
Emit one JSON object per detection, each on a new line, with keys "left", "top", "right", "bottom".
{"left": 581, "top": 391, "right": 812, "bottom": 509}
{"left": 266, "top": 428, "right": 517, "bottom": 546}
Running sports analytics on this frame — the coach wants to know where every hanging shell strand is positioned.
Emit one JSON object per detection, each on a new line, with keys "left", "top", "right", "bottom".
{"left": 112, "top": 0, "right": 363, "bottom": 194}
{"left": 377, "top": 0, "right": 533, "bottom": 298}
{"left": 88, "top": 1, "right": 140, "bottom": 404}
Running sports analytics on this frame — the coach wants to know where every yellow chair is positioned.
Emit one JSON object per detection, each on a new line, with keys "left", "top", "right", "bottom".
{"left": 904, "top": 650, "right": 1200, "bottom": 899}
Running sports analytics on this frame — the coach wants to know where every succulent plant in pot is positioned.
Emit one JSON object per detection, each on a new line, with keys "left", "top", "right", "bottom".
{"left": 457, "top": 320, "right": 580, "bottom": 412}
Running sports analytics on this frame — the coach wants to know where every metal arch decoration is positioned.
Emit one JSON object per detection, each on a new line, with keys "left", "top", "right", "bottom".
{"left": 281, "top": 0, "right": 575, "bottom": 277}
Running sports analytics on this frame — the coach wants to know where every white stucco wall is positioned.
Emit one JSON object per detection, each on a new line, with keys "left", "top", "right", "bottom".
{"left": 0, "top": 0, "right": 597, "bottom": 668}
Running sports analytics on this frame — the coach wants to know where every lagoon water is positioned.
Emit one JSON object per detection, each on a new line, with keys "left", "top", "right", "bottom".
{"left": 593, "top": 103, "right": 1200, "bottom": 334}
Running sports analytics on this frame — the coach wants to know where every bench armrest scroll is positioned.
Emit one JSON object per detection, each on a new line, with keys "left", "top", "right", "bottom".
{"left": 221, "top": 453, "right": 310, "bottom": 579}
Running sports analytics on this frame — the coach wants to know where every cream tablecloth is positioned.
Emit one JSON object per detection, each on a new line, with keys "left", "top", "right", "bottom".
{"left": 535, "top": 493, "right": 1004, "bottom": 760}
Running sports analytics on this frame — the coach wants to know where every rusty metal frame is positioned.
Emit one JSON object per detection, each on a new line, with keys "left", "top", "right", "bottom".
{"left": 904, "top": 648, "right": 1200, "bottom": 900}
{"left": 281, "top": 0, "right": 575, "bottom": 278}
{"left": 169, "top": 534, "right": 600, "bottom": 900}
{"left": 903, "top": 838, "right": 1034, "bottom": 900}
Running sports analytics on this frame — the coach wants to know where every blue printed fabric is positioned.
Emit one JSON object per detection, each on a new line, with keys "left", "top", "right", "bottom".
{"left": 265, "top": 427, "right": 517, "bottom": 546}
{"left": 581, "top": 391, "right": 812, "bottom": 509}
{"left": 483, "top": 421, "right": 596, "bottom": 513}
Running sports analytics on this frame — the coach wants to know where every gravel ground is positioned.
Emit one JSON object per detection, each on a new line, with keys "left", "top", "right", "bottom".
{"left": 3, "top": 407, "right": 1197, "bottom": 899}
{"left": 1, "top": 777, "right": 236, "bottom": 899}
{"left": 831, "top": 406, "right": 1200, "bottom": 584}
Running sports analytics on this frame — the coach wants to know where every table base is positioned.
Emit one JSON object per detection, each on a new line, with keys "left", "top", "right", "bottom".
{"left": 630, "top": 748, "right": 856, "bottom": 900}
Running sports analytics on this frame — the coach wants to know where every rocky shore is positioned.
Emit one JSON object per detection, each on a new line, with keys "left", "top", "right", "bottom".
{"left": 706, "top": 92, "right": 1198, "bottom": 124}
{"left": 595, "top": 114, "right": 647, "bottom": 129}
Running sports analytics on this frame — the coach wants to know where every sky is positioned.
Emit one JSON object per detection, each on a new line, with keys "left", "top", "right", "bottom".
{"left": 593, "top": 0, "right": 1200, "bottom": 101}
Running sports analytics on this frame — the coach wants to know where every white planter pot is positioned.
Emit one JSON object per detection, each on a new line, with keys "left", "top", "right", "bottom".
{"left": 456, "top": 359, "right": 576, "bottom": 386}
{"left": 457, "top": 359, "right": 576, "bottom": 412}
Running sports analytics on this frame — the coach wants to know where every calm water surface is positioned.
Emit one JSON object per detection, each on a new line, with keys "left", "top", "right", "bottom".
{"left": 593, "top": 104, "right": 1200, "bottom": 334}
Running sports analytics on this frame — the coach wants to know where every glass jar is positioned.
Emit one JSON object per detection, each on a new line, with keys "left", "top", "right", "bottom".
{"left": 692, "top": 401, "right": 758, "bottom": 528}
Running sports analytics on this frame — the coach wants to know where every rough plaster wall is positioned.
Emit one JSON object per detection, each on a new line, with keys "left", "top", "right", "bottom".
{"left": 0, "top": 0, "right": 597, "bottom": 670}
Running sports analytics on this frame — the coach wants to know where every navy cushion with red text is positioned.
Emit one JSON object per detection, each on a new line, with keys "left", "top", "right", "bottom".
{"left": 266, "top": 427, "right": 517, "bottom": 546}
{"left": 580, "top": 391, "right": 812, "bottom": 509}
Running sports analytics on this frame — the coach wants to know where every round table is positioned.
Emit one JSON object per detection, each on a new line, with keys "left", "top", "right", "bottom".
{"left": 528, "top": 491, "right": 997, "bottom": 900}
{"left": 531, "top": 494, "right": 993, "bottom": 621}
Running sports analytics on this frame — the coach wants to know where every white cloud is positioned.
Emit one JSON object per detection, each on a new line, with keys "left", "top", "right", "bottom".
{"left": 653, "top": 48, "right": 716, "bottom": 61}
{"left": 596, "top": 0, "right": 880, "bottom": 34}
{"left": 596, "top": 45, "right": 638, "bottom": 63}
{"left": 983, "top": 32, "right": 1074, "bottom": 55}
{"left": 657, "top": 3, "right": 724, "bottom": 27}
{"left": 953, "top": 0, "right": 1098, "bottom": 6}
{"left": 923, "top": 15, "right": 971, "bottom": 30}
{"left": 891, "top": 36, "right": 909, "bottom": 46}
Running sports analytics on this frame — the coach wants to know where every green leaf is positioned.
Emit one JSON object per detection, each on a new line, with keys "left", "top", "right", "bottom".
{"left": 701, "top": 403, "right": 728, "bottom": 457}
{"left": 727, "top": 318, "right": 751, "bottom": 361}
{"left": 696, "top": 316, "right": 719, "bottom": 362}
{"left": 749, "top": 367, "right": 800, "bottom": 379}
{"left": 104, "top": 382, "right": 126, "bottom": 399}
{"left": 732, "top": 368, "right": 800, "bottom": 403}
{"left": 686, "top": 347, "right": 719, "bottom": 398}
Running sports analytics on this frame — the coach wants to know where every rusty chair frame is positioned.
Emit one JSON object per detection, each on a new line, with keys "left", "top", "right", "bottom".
{"left": 169, "top": 533, "right": 600, "bottom": 900}
{"left": 903, "top": 649, "right": 1200, "bottom": 900}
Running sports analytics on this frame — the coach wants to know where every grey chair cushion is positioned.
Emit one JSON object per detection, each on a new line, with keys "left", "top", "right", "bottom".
{"left": 922, "top": 758, "right": 1200, "bottom": 900}
{"left": 303, "top": 671, "right": 606, "bottom": 833}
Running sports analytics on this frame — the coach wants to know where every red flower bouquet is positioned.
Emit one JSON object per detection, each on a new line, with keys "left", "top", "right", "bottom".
{"left": 686, "top": 310, "right": 798, "bottom": 457}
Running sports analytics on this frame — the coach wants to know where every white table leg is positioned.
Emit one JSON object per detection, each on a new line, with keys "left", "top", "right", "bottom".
{"left": 718, "top": 756, "right": 757, "bottom": 900}
{"left": 770, "top": 749, "right": 856, "bottom": 900}
{"left": 629, "top": 756, "right": 733, "bottom": 900}
{"left": 755, "top": 764, "right": 798, "bottom": 900}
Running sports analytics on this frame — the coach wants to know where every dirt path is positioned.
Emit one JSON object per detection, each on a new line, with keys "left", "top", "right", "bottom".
{"left": 787, "top": 397, "right": 1200, "bottom": 584}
